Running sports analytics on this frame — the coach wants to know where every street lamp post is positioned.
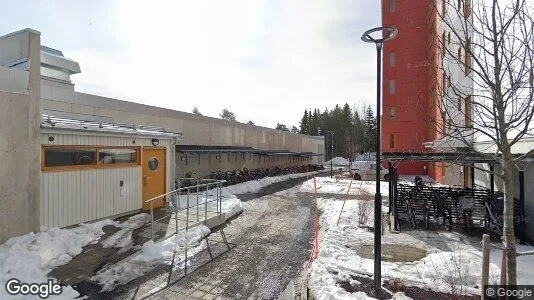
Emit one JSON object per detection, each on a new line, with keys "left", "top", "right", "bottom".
{"left": 361, "top": 26, "right": 398, "bottom": 294}
{"left": 330, "top": 132, "right": 334, "bottom": 178}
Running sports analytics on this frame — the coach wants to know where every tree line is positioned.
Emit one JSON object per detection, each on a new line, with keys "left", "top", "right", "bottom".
{"left": 299, "top": 103, "right": 377, "bottom": 161}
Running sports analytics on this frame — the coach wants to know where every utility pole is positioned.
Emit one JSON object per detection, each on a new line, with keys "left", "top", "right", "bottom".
{"left": 330, "top": 132, "right": 334, "bottom": 178}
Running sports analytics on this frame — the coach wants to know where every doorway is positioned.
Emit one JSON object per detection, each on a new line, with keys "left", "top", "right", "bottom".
{"left": 142, "top": 147, "right": 166, "bottom": 211}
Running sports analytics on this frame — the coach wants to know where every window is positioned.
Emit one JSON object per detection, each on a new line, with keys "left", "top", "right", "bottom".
{"left": 458, "top": 47, "right": 462, "bottom": 60}
{"left": 389, "top": 79, "right": 396, "bottom": 95}
{"left": 389, "top": 107, "right": 396, "bottom": 119}
{"left": 443, "top": 72, "right": 447, "bottom": 90}
{"left": 447, "top": 118, "right": 453, "bottom": 132}
{"left": 99, "top": 148, "right": 137, "bottom": 164}
{"left": 389, "top": 134, "right": 395, "bottom": 149}
{"left": 389, "top": 0, "right": 395, "bottom": 12}
{"left": 465, "top": 36, "right": 472, "bottom": 75}
{"left": 389, "top": 52, "right": 396, "bottom": 67}
{"left": 465, "top": 96, "right": 472, "bottom": 127}
{"left": 457, "top": 98, "right": 462, "bottom": 110}
{"left": 448, "top": 75, "right": 451, "bottom": 86}
{"left": 442, "top": 0, "right": 447, "bottom": 15}
{"left": 448, "top": 32, "right": 451, "bottom": 45}
{"left": 464, "top": 0, "right": 471, "bottom": 18}
{"left": 442, "top": 31, "right": 446, "bottom": 55}
{"left": 458, "top": 0, "right": 462, "bottom": 10}
{"left": 441, "top": 163, "right": 446, "bottom": 176}
{"left": 44, "top": 148, "right": 96, "bottom": 167}
{"left": 43, "top": 146, "right": 140, "bottom": 171}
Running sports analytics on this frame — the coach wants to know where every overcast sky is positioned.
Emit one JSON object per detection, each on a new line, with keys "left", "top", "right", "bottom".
{"left": 1, "top": 0, "right": 381, "bottom": 128}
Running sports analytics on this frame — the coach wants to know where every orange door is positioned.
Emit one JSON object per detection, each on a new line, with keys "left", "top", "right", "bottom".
{"left": 142, "top": 148, "right": 166, "bottom": 210}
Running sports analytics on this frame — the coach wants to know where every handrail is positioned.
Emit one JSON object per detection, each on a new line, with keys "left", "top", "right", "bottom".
{"left": 146, "top": 179, "right": 226, "bottom": 240}
{"left": 145, "top": 180, "right": 226, "bottom": 203}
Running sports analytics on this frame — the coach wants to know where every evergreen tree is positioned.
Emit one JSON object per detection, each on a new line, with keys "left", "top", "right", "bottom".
{"left": 247, "top": 120, "right": 255, "bottom": 125}
{"left": 364, "top": 105, "right": 377, "bottom": 153}
{"left": 220, "top": 109, "right": 236, "bottom": 121}
{"left": 192, "top": 107, "right": 202, "bottom": 115}
{"left": 275, "top": 123, "right": 289, "bottom": 131}
{"left": 299, "top": 110, "right": 309, "bottom": 134}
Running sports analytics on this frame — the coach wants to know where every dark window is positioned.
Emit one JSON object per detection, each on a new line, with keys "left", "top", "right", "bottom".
{"left": 448, "top": 32, "right": 451, "bottom": 45}
{"left": 464, "top": 0, "right": 471, "bottom": 18}
{"left": 389, "top": 134, "right": 395, "bottom": 149}
{"left": 465, "top": 96, "right": 473, "bottom": 127}
{"left": 389, "top": 79, "right": 396, "bottom": 95}
{"left": 389, "top": 107, "right": 396, "bottom": 119}
{"left": 389, "top": 52, "right": 396, "bottom": 67}
{"left": 99, "top": 148, "right": 137, "bottom": 164}
{"left": 389, "top": 0, "right": 395, "bottom": 12}
{"left": 45, "top": 148, "right": 96, "bottom": 167}
{"left": 148, "top": 157, "right": 159, "bottom": 171}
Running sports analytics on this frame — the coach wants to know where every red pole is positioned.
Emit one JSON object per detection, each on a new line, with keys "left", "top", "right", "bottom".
{"left": 313, "top": 176, "right": 319, "bottom": 258}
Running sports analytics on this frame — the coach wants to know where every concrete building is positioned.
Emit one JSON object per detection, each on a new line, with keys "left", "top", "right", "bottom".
{"left": 0, "top": 28, "right": 325, "bottom": 242}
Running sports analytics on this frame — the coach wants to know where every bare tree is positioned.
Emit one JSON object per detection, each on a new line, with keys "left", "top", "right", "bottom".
{"left": 430, "top": 0, "right": 534, "bottom": 285}
{"left": 192, "top": 107, "right": 202, "bottom": 115}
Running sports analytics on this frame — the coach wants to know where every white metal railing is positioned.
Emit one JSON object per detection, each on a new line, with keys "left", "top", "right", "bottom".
{"left": 144, "top": 178, "right": 226, "bottom": 240}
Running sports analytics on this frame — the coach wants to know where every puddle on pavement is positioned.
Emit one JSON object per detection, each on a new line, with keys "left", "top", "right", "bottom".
{"left": 357, "top": 244, "right": 427, "bottom": 262}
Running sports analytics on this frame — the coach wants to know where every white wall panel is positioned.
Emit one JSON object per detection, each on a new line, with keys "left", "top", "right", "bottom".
{"left": 40, "top": 166, "right": 141, "bottom": 228}
{"left": 40, "top": 131, "right": 175, "bottom": 228}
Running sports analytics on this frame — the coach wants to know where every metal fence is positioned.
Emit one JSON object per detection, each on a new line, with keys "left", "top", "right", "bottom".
{"left": 144, "top": 178, "right": 226, "bottom": 241}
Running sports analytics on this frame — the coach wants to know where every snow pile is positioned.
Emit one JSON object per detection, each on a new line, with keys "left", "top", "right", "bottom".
{"left": 219, "top": 171, "right": 316, "bottom": 196}
{"left": 91, "top": 225, "right": 210, "bottom": 292}
{"left": 309, "top": 195, "right": 503, "bottom": 299}
{"left": 0, "top": 219, "right": 117, "bottom": 299}
{"left": 325, "top": 157, "right": 350, "bottom": 166}
{"left": 300, "top": 177, "right": 389, "bottom": 197}
{"left": 101, "top": 213, "right": 151, "bottom": 250}
{"left": 172, "top": 193, "right": 243, "bottom": 219}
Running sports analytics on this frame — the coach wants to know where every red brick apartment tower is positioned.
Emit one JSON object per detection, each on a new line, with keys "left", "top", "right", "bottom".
{"left": 382, "top": 0, "right": 445, "bottom": 180}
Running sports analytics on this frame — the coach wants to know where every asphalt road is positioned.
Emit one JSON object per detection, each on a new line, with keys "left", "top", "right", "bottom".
{"left": 108, "top": 176, "right": 315, "bottom": 300}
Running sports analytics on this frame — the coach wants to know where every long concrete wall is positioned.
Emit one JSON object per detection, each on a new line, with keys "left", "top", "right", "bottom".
{"left": 40, "top": 79, "right": 325, "bottom": 156}
{"left": 0, "top": 29, "right": 41, "bottom": 243}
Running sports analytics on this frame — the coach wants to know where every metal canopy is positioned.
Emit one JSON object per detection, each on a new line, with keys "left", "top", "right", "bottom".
{"left": 177, "top": 145, "right": 321, "bottom": 157}
{"left": 41, "top": 114, "right": 183, "bottom": 138}
{"left": 383, "top": 151, "right": 498, "bottom": 164}
{"left": 383, "top": 151, "right": 534, "bottom": 164}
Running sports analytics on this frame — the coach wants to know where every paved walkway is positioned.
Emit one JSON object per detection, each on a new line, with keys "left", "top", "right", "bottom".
{"left": 55, "top": 175, "right": 316, "bottom": 299}
{"left": 106, "top": 178, "right": 315, "bottom": 300}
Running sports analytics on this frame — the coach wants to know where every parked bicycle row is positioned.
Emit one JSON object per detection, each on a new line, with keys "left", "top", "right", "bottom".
{"left": 176, "top": 164, "right": 324, "bottom": 189}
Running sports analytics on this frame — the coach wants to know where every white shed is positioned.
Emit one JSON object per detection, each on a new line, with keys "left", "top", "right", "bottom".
{"left": 40, "top": 115, "right": 181, "bottom": 228}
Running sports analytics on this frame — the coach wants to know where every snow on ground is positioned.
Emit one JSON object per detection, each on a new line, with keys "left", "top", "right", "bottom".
{"left": 325, "top": 157, "right": 350, "bottom": 166}
{"left": 91, "top": 225, "right": 210, "bottom": 292}
{"left": 102, "top": 213, "right": 151, "bottom": 250}
{"left": 0, "top": 219, "right": 118, "bottom": 299}
{"left": 220, "top": 171, "right": 317, "bottom": 196}
{"left": 308, "top": 190, "right": 514, "bottom": 299}
{"left": 301, "top": 177, "right": 389, "bottom": 197}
